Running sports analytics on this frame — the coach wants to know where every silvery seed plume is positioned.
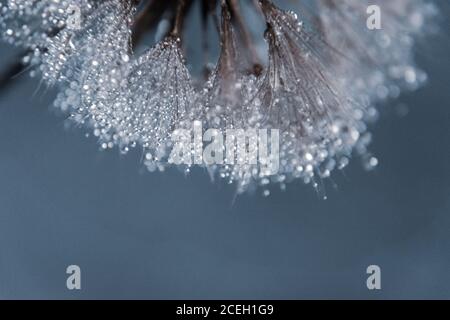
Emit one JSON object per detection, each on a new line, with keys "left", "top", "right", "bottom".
{"left": 120, "top": 36, "right": 197, "bottom": 166}
{"left": 0, "top": 0, "right": 102, "bottom": 80}
{"left": 200, "top": 1, "right": 263, "bottom": 192}
{"left": 50, "top": 1, "right": 134, "bottom": 141}
{"left": 317, "top": 0, "right": 437, "bottom": 102}
{"left": 0, "top": 0, "right": 67, "bottom": 46}
{"left": 68, "top": 1, "right": 135, "bottom": 153}
{"left": 40, "top": 0, "right": 119, "bottom": 85}
{"left": 203, "top": 2, "right": 259, "bottom": 131}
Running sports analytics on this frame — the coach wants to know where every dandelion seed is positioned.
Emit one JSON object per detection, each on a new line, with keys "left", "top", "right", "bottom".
{"left": 317, "top": 0, "right": 436, "bottom": 101}
{"left": 120, "top": 36, "right": 197, "bottom": 159}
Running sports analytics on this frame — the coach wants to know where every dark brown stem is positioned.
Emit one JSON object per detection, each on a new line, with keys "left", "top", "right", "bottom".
{"left": 170, "top": 0, "right": 193, "bottom": 38}
{"left": 217, "top": 1, "right": 236, "bottom": 77}
{"left": 227, "top": 0, "right": 262, "bottom": 74}
{"left": 201, "top": 0, "right": 220, "bottom": 76}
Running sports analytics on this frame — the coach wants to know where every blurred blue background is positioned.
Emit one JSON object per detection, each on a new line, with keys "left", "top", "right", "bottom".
{"left": 0, "top": 3, "right": 449, "bottom": 299}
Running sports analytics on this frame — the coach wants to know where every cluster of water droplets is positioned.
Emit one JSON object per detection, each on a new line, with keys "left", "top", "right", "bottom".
{"left": 0, "top": 0, "right": 91, "bottom": 77}
{"left": 317, "top": 0, "right": 437, "bottom": 103}
{"left": 119, "top": 36, "right": 199, "bottom": 171}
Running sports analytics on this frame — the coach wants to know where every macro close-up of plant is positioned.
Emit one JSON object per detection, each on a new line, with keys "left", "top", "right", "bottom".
{"left": 0, "top": 0, "right": 440, "bottom": 195}
{"left": 1, "top": 0, "right": 450, "bottom": 303}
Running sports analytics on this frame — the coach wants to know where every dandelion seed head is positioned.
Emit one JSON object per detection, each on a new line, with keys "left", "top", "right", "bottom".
{"left": 0, "top": 0, "right": 438, "bottom": 195}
